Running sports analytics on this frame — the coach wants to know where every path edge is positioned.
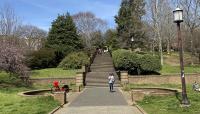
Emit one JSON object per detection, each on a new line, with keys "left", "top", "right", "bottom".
{"left": 118, "top": 87, "right": 148, "bottom": 114}
{"left": 49, "top": 88, "right": 87, "bottom": 114}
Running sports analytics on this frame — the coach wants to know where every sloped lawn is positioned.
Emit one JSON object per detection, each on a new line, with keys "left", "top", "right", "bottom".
{"left": 31, "top": 68, "right": 77, "bottom": 78}
{"left": 0, "top": 72, "right": 60, "bottom": 114}
{"left": 136, "top": 84, "right": 200, "bottom": 114}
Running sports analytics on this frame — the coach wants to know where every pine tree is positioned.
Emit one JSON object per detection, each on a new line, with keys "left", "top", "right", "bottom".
{"left": 105, "top": 29, "right": 120, "bottom": 50}
{"left": 46, "top": 13, "right": 83, "bottom": 63}
{"left": 115, "top": 0, "right": 146, "bottom": 49}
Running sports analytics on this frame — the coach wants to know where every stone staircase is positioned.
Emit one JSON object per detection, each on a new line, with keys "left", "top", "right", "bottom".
{"left": 86, "top": 53, "right": 120, "bottom": 87}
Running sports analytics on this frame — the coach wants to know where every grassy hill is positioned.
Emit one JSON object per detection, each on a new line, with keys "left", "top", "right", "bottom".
{"left": 161, "top": 52, "right": 200, "bottom": 74}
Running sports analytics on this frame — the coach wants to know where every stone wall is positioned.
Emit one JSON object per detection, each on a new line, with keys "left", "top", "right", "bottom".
{"left": 30, "top": 77, "right": 76, "bottom": 85}
{"left": 128, "top": 74, "right": 200, "bottom": 85}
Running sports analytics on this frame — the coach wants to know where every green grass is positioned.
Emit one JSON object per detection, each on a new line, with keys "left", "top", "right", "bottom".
{"left": 0, "top": 73, "right": 60, "bottom": 114}
{"left": 132, "top": 84, "right": 200, "bottom": 114}
{"left": 31, "top": 68, "right": 77, "bottom": 78}
{"left": 160, "top": 64, "right": 200, "bottom": 74}
{"left": 161, "top": 52, "right": 200, "bottom": 74}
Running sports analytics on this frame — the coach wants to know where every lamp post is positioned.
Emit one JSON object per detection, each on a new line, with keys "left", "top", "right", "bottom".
{"left": 131, "top": 37, "right": 134, "bottom": 51}
{"left": 173, "top": 8, "right": 190, "bottom": 106}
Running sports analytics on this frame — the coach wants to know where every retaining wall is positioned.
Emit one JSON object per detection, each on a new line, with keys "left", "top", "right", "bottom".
{"left": 128, "top": 74, "right": 200, "bottom": 85}
{"left": 30, "top": 77, "right": 76, "bottom": 85}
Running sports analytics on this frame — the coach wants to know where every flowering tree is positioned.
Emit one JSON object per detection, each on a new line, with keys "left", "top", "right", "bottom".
{"left": 0, "top": 41, "right": 29, "bottom": 81}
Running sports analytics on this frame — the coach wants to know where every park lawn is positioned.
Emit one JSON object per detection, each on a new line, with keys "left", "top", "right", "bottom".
{"left": 0, "top": 72, "right": 60, "bottom": 114}
{"left": 160, "top": 64, "right": 200, "bottom": 74}
{"left": 31, "top": 68, "right": 77, "bottom": 78}
{"left": 161, "top": 52, "right": 200, "bottom": 74}
{"left": 132, "top": 84, "right": 200, "bottom": 114}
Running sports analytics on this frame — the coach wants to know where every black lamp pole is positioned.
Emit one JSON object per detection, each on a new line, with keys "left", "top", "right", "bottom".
{"left": 177, "top": 22, "right": 190, "bottom": 105}
{"left": 174, "top": 8, "right": 190, "bottom": 106}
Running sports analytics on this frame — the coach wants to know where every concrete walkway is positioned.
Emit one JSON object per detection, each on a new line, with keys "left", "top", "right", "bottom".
{"left": 54, "top": 87, "right": 143, "bottom": 114}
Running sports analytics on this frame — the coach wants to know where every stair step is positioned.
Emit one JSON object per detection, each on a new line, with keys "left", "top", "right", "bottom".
{"left": 90, "top": 65, "right": 114, "bottom": 69}
{"left": 86, "top": 83, "right": 121, "bottom": 87}
{"left": 86, "top": 79, "right": 120, "bottom": 83}
{"left": 91, "top": 68, "right": 115, "bottom": 72}
{"left": 86, "top": 73, "right": 118, "bottom": 79}
{"left": 86, "top": 75, "right": 119, "bottom": 79}
{"left": 92, "top": 62, "right": 113, "bottom": 66}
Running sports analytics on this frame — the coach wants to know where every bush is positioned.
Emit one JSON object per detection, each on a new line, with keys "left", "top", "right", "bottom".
{"left": 140, "top": 54, "right": 161, "bottom": 72}
{"left": 26, "top": 48, "right": 56, "bottom": 69}
{"left": 58, "top": 52, "right": 89, "bottom": 69}
{"left": 112, "top": 49, "right": 161, "bottom": 74}
{"left": 112, "top": 49, "right": 140, "bottom": 70}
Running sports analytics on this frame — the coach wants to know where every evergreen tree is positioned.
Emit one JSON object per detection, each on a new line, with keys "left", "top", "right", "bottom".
{"left": 115, "top": 0, "right": 146, "bottom": 49}
{"left": 46, "top": 13, "right": 83, "bottom": 63}
{"left": 105, "top": 29, "right": 120, "bottom": 50}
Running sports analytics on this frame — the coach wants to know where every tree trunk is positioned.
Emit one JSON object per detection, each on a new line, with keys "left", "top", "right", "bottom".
{"left": 199, "top": 53, "right": 200, "bottom": 64}
{"left": 167, "top": 38, "right": 170, "bottom": 55}
{"left": 190, "top": 30, "right": 194, "bottom": 65}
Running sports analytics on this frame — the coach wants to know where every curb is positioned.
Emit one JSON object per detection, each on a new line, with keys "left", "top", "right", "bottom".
{"left": 48, "top": 103, "right": 65, "bottom": 114}
{"left": 135, "top": 104, "right": 148, "bottom": 114}
{"left": 18, "top": 89, "right": 51, "bottom": 97}
{"left": 48, "top": 88, "right": 86, "bottom": 114}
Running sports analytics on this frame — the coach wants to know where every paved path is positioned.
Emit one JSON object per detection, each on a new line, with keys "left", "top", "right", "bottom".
{"left": 55, "top": 87, "right": 143, "bottom": 114}
{"left": 69, "top": 87, "right": 127, "bottom": 106}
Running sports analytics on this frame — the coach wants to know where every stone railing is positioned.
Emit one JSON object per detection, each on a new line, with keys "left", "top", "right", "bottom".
{"left": 120, "top": 71, "right": 129, "bottom": 85}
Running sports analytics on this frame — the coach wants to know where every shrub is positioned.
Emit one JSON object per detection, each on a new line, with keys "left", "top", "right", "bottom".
{"left": 112, "top": 49, "right": 130, "bottom": 70}
{"left": 112, "top": 49, "right": 140, "bottom": 70}
{"left": 58, "top": 52, "right": 89, "bottom": 69}
{"left": 140, "top": 54, "right": 161, "bottom": 72}
{"left": 112, "top": 49, "right": 161, "bottom": 74}
{"left": 26, "top": 48, "right": 56, "bottom": 69}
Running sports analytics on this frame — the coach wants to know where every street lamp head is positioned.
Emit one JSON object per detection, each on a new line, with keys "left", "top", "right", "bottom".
{"left": 131, "top": 37, "right": 134, "bottom": 42}
{"left": 173, "top": 7, "right": 183, "bottom": 23}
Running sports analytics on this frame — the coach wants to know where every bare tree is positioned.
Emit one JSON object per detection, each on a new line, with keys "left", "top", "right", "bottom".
{"left": 0, "top": 4, "right": 20, "bottom": 36}
{"left": 180, "top": 0, "right": 200, "bottom": 65}
{"left": 145, "top": 0, "right": 164, "bottom": 65}
{"left": 159, "top": 1, "right": 176, "bottom": 54}
{"left": 0, "top": 3, "right": 21, "bottom": 46}
{"left": 15, "top": 25, "right": 47, "bottom": 51}
{"left": 72, "top": 12, "right": 107, "bottom": 48}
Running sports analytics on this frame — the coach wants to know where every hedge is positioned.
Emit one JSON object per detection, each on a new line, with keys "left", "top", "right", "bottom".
{"left": 58, "top": 52, "right": 89, "bottom": 69}
{"left": 112, "top": 49, "right": 161, "bottom": 74}
{"left": 26, "top": 48, "right": 57, "bottom": 69}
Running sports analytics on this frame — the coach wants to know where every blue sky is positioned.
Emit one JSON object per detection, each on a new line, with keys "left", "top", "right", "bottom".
{"left": 0, "top": 0, "right": 121, "bottom": 31}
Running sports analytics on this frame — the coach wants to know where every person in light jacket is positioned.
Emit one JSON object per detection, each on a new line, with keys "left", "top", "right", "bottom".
{"left": 108, "top": 73, "right": 115, "bottom": 92}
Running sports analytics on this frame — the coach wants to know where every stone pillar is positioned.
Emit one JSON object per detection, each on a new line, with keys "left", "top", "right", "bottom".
{"left": 76, "top": 71, "right": 83, "bottom": 86}
{"left": 120, "top": 71, "right": 129, "bottom": 84}
{"left": 53, "top": 91, "right": 66, "bottom": 104}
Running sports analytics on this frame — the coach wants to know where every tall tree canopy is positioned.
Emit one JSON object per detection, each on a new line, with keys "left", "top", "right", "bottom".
{"left": 115, "top": 0, "right": 146, "bottom": 49}
{"left": 46, "top": 13, "right": 83, "bottom": 63}
{"left": 46, "top": 13, "right": 83, "bottom": 62}
{"left": 105, "top": 29, "right": 120, "bottom": 50}
{"left": 72, "top": 12, "right": 107, "bottom": 48}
